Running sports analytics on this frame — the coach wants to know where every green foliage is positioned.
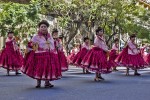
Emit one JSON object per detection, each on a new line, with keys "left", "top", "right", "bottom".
{"left": 0, "top": 2, "right": 40, "bottom": 37}
{"left": 1, "top": 0, "right": 150, "bottom": 44}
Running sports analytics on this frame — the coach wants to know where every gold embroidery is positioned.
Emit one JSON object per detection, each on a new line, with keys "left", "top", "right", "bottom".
{"left": 46, "top": 41, "right": 50, "bottom": 48}
{"left": 33, "top": 43, "right": 38, "bottom": 51}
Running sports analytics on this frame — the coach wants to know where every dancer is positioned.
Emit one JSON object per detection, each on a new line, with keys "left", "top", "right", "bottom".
{"left": 73, "top": 37, "right": 91, "bottom": 73}
{"left": 109, "top": 38, "right": 119, "bottom": 71}
{"left": 21, "top": 20, "right": 61, "bottom": 88}
{"left": 52, "top": 28, "right": 68, "bottom": 72}
{"left": 0, "top": 31, "right": 22, "bottom": 75}
{"left": 116, "top": 34, "right": 146, "bottom": 76}
{"left": 143, "top": 45, "right": 150, "bottom": 65}
{"left": 67, "top": 44, "right": 80, "bottom": 64}
{"left": 81, "top": 28, "right": 112, "bottom": 81}
{"left": 140, "top": 44, "right": 147, "bottom": 56}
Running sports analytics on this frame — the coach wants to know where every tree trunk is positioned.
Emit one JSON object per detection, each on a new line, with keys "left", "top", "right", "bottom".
{"left": 106, "top": 32, "right": 118, "bottom": 45}
{"left": 65, "top": 22, "right": 82, "bottom": 55}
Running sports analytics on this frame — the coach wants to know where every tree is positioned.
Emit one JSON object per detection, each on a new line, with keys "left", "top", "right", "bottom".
{"left": 1, "top": 0, "right": 150, "bottom": 48}
{"left": 0, "top": 2, "right": 40, "bottom": 45}
{"left": 0, "top": 0, "right": 30, "bottom": 4}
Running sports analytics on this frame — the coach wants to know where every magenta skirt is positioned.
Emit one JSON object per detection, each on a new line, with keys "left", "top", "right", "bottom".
{"left": 67, "top": 53, "right": 75, "bottom": 64}
{"left": 144, "top": 54, "right": 150, "bottom": 65}
{"left": 21, "top": 51, "right": 62, "bottom": 81}
{"left": 58, "top": 51, "right": 68, "bottom": 72}
{"left": 81, "top": 47, "right": 112, "bottom": 74}
{"left": 0, "top": 49, "right": 23, "bottom": 70}
{"left": 73, "top": 48, "right": 88, "bottom": 67}
{"left": 109, "top": 50, "right": 118, "bottom": 67}
{"left": 116, "top": 46, "right": 146, "bottom": 69}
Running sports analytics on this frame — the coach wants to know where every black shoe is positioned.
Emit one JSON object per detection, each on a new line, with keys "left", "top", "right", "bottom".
{"left": 86, "top": 70, "right": 91, "bottom": 74}
{"left": 35, "top": 85, "right": 41, "bottom": 88}
{"left": 16, "top": 72, "right": 21, "bottom": 75}
{"left": 45, "top": 84, "right": 54, "bottom": 88}
{"left": 134, "top": 73, "right": 141, "bottom": 76}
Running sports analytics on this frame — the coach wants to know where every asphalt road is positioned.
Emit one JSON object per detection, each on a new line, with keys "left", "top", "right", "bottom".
{"left": 0, "top": 66, "right": 150, "bottom": 100}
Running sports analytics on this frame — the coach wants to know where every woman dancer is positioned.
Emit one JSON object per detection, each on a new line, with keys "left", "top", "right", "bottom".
{"left": 116, "top": 34, "right": 146, "bottom": 76}
{"left": 67, "top": 44, "right": 80, "bottom": 64}
{"left": 81, "top": 28, "right": 112, "bottom": 81}
{"left": 73, "top": 37, "right": 91, "bottom": 73}
{"left": 0, "top": 31, "right": 22, "bottom": 75}
{"left": 21, "top": 20, "right": 61, "bottom": 88}
{"left": 143, "top": 45, "right": 150, "bottom": 65}
{"left": 109, "top": 38, "right": 119, "bottom": 71}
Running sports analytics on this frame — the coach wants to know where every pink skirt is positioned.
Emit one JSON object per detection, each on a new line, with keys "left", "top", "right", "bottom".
{"left": 144, "top": 54, "right": 150, "bottom": 65}
{"left": 58, "top": 51, "right": 68, "bottom": 72}
{"left": 21, "top": 51, "right": 62, "bottom": 81}
{"left": 116, "top": 46, "right": 146, "bottom": 69}
{"left": 0, "top": 49, "right": 23, "bottom": 70}
{"left": 81, "top": 47, "right": 112, "bottom": 73}
{"left": 109, "top": 50, "right": 118, "bottom": 67}
{"left": 73, "top": 48, "right": 88, "bottom": 67}
{"left": 67, "top": 53, "right": 75, "bottom": 64}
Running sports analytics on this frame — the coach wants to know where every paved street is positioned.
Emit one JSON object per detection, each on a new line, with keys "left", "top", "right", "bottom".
{"left": 1, "top": 66, "right": 150, "bottom": 100}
